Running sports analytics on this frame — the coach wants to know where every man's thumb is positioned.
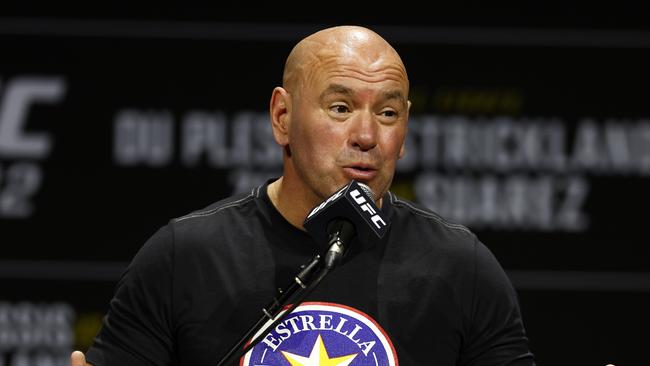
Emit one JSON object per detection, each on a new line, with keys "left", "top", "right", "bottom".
{"left": 71, "top": 350, "right": 88, "bottom": 366}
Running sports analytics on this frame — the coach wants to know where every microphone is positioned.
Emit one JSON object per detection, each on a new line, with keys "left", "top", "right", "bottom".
{"left": 303, "top": 180, "right": 390, "bottom": 269}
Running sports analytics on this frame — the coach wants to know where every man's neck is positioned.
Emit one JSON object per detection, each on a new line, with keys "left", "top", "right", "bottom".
{"left": 267, "top": 177, "right": 310, "bottom": 231}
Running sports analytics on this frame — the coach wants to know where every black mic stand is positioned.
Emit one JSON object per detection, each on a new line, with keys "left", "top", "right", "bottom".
{"left": 215, "top": 253, "right": 333, "bottom": 366}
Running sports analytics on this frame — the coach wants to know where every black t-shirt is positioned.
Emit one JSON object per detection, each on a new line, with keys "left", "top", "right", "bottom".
{"left": 86, "top": 180, "right": 535, "bottom": 365}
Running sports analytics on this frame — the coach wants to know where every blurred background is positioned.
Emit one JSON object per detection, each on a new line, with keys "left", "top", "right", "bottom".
{"left": 1, "top": 4, "right": 648, "bottom": 365}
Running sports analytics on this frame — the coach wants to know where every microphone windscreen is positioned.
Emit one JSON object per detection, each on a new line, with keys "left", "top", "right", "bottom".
{"left": 357, "top": 182, "right": 375, "bottom": 201}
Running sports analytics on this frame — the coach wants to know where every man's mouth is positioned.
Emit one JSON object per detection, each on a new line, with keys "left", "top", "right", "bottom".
{"left": 342, "top": 165, "right": 378, "bottom": 181}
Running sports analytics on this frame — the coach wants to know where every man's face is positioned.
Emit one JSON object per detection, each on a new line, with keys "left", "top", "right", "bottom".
{"left": 285, "top": 50, "right": 409, "bottom": 205}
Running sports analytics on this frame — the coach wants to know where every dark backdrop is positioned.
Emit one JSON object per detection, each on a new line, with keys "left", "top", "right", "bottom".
{"left": 1, "top": 5, "right": 648, "bottom": 365}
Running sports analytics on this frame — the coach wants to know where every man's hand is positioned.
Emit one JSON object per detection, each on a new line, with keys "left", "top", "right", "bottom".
{"left": 71, "top": 350, "right": 92, "bottom": 366}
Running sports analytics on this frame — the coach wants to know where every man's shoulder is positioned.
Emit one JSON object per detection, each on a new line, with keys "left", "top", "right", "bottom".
{"left": 386, "top": 192, "right": 478, "bottom": 256}
{"left": 171, "top": 186, "right": 263, "bottom": 226}
{"left": 388, "top": 192, "right": 474, "bottom": 237}
{"left": 153, "top": 185, "right": 268, "bottom": 253}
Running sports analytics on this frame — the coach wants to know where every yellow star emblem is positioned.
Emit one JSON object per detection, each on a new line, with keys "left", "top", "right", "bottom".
{"left": 281, "top": 334, "right": 358, "bottom": 366}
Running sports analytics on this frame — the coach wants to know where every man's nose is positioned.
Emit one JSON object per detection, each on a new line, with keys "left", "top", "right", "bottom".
{"left": 349, "top": 110, "right": 378, "bottom": 151}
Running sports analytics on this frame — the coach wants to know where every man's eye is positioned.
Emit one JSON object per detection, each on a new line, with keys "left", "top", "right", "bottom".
{"left": 382, "top": 110, "right": 397, "bottom": 117}
{"left": 331, "top": 105, "right": 349, "bottom": 113}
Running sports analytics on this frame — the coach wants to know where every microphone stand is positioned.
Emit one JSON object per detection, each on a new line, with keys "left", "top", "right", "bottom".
{"left": 215, "top": 254, "right": 332, "bottom": 366}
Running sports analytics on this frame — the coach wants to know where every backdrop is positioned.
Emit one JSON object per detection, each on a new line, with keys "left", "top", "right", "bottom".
{"left": 1, "top": 8, "right": 648, "bottom": 365}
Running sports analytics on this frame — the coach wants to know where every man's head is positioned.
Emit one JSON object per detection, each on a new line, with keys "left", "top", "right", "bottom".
{"left": 270, "top": 25, "right": 410, "bottom": 211}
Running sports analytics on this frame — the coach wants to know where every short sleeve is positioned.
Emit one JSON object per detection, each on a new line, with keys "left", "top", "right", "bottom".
{"left": 459, "top": 237, "right": 535, "bottom": 366}
{"left": 86, "top": 224, "right": 175, "bottom": 366}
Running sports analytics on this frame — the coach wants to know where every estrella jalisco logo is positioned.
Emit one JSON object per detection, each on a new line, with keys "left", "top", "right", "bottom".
{"left": 241, "top": 302, "right": 398, "bottom": 366}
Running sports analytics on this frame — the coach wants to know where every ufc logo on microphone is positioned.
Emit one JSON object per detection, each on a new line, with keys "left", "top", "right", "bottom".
{"left": 349, "top": 189, "right": 387, "bottom": 229}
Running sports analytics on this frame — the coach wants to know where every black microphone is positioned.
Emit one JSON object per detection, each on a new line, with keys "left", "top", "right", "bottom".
{"left": 303, "top": 180, "right": 390, "bottom": 269}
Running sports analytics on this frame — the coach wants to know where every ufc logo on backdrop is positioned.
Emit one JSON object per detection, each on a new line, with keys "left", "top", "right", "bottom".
{"left": 0, "top": 76, "right": 66, "bottom": 218}
{"left": 0, "top": 76, "right": 66, "bottom": 159}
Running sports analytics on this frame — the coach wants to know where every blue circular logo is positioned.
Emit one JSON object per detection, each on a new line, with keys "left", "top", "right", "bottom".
{"left": 241, "top": 302, "right": 398, "bottom": 366}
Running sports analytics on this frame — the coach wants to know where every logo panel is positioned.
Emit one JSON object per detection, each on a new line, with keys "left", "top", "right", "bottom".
{"left": 241, "top": 302, "right": 398, "bottom": 366}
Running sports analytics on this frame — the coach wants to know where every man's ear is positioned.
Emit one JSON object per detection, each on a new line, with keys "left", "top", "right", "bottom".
{"left": 270, "top": 87, "right": 291, "bottom": 146}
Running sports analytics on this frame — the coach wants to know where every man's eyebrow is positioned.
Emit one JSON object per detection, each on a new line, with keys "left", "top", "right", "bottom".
{"left": 319, "top": 84, "right": 407, "bottom": 104}
{"left": 383, "top": 89, "right": 406, "bottom": 102}
{"left": 383, "top": 89, "right": 407, "bottom": 104}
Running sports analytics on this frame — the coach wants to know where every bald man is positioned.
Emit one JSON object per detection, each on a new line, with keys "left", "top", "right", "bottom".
{"left": 73, "top": 26, "right": 534, "bottom": 365}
